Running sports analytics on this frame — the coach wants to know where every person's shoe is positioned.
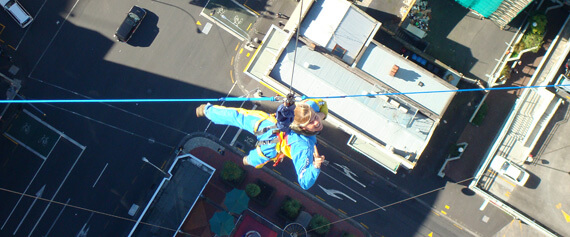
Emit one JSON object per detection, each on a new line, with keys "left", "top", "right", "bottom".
{"left": 196, "top": 104, "right": 207, "bottom": 117}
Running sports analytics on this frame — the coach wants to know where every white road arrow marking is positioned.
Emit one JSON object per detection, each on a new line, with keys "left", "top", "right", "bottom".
{"left": 333, "top": 163, "right": 366, "bottom": 188}
{"left": 14, "top": 185, "right": 45, "bottom": 235}
{"left": 318, "top": 185, "right": 356, "bottom": 203}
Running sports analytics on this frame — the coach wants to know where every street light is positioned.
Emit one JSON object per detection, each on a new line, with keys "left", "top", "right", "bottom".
{"left": 142, "top": 157, "right": 172, "bottom": 178}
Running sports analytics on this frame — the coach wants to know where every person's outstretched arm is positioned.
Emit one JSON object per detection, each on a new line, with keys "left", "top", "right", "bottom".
{"left": 291, "top": 143, "right": 324, "bottom": 190}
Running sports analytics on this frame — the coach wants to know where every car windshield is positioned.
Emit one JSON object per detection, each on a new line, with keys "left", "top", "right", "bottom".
{"left": 128, "top": 13, "right": 140, "bottom": 22}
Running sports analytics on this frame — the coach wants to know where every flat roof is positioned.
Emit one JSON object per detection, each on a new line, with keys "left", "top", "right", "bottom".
{"left": 131, "top": 156, "right": 214, "bottom": 236}
{"left": 356, "top": 43, "right": 456, "bottom": 116}
{"left": 270, "top": 41, "right": 435, "bottom": 155}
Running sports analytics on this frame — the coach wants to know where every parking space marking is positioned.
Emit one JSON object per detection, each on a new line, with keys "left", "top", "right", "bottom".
{"left": 92, "top": 163, "right": 108, "bottom": 188}
{"left": 30, "top": 0, "right": 80, "bottom": 77}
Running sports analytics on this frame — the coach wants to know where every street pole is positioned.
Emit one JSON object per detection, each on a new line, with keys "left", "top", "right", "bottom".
{"left": 142, "top": 157, "right": 172, "bottom": 178}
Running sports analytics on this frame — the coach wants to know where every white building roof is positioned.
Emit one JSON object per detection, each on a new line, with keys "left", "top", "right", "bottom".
{"left": 356, "top": 44, "right": 456, "bottom": 116}
{"left": 300, "top": 0, "right": 377, "bottom": 64}
{"left": 270, "top": 42, "right": 435, "bottom": 155}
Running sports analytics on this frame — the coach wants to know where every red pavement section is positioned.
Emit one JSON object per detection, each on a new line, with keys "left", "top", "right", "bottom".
{"left": 233, "top": 215, "right": 278, "bottom": 237}
{"left": 184, "top": 146, "right": 365, "bottom": 236}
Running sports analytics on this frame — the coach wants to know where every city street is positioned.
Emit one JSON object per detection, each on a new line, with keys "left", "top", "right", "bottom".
{"left": 0, "top": 0, "right": 542, "bottom": 236}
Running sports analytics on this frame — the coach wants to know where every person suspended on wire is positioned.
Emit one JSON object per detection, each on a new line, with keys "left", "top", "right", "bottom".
{"left": 195, "top": 97, "right": 327, "bottom": 190}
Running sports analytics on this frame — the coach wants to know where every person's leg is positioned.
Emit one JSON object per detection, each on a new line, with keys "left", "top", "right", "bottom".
{"left": 202, "top": 104, "right": 273, "bottom": 134}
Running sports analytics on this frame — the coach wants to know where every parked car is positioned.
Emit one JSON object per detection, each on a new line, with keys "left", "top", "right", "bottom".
{"left": 114, "top": 6, "right": 146, "bottom": 42}
{"left": 0, "top": 0, "right": 33, "bottom": 28}
{"left": 490, "top": 155, "right": 530, "bottom": 186}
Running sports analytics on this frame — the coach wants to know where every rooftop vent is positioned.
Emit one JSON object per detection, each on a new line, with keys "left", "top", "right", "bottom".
{"left": 389, "top": 65, "right": 399, "bottom": 77}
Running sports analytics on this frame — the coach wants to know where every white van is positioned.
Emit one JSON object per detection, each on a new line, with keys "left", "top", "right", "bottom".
{"left": 0, "top": 0, "right": 33, "bottom": 28}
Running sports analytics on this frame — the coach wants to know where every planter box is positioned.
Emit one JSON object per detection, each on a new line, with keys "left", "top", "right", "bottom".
{"left": 221, "top": 169, "right": 247, "bottom": 188}
{"left": 250, "top": 179, "right": 275, "bottom": 207}
{"left": 277, "top": 196, "right": 304, "bottom": 222}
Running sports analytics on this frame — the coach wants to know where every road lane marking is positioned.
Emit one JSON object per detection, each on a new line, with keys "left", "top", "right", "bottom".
{"left": 453, "top": 223, "right": 463, "bottom": 230}
{"left": 272, "top": 169, "right": 281, "bottom": 175}
{"left": 330, "top": 163, "right": 365, "bottom": 187}
{"left": 29, "top": 148, "right": 86, "bottom": 236}
{"left": 431, "top": 210, "right": 440, "bottom": 216}
{"left": 196, "top": 21, "right": 201, "bottom": 25}
{"left": 44, "top": 198, "right": 70, "bottom": 236}
{"left": 246, "top": 23, "right": 252, "bottom": 30}
{"left": 14, "top": 185, "right": 45, "bottom": 235}
{"left": 315, "top": 195, "right": 325, "bottom": 202}
{"left": 444, "top": 205, "right": 449, "bottom": 209}
{"left": 321, "top": 171, "right": 385, "bottom": 210}
{"left": 1, "top": 160, "right": 47, "bottom": 230}
{"left": 318, "top": 185, "right": 356, "bottom": 202}
{"left": 29, "top": 0, "right": 79, "bottom": 76}
{"left": 230, "top": 70, "right": 234, "bottom": 83}
{"left": 239, "top": 48, "right": 243, "bottom": 54}
{"left": 235, "top": 43, "right": 239, "bottom": 51}
{"left": 337, "top": 208, "right": 346, "bottom": 214}
{"left": 428, "top": 232, "right": 433, "bottom": 236}
{"left": 231, "top": 56, "right": 234, "bottom": 65}
{"left": 92, "top": 163, "right": 108, "bottom": 188}
{"left": 440, "top": 210, "right": 447, "bottom": 215}
{"left": 246, "top": 53, "right": 250, "bottom": 57}
{"left": 360, "top": 222, "right": 369, "bottom": 229}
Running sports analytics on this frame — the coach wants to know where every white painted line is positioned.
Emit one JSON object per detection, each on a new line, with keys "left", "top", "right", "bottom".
{"left": 3, "top": 133, "right": 50, "bottom": 160}
{"left": 14, "top": 0, "right": 49, "bottom": 50}
{"left": 1, "top": 160, "right": 46, "bottom": 230}
{"left": 22, "top": 109, "right": 85, "bottom": 149}
{"left": 321, "top": 171, "right": 386, "bottom": 211}
{"left": 29, "top": 0, "right": 80, "bottom": 77}
{"left": 41, "top": 103, "right": 173, "bottom": 149}
{"left": 13, "top": 185, "right": 45, "bottom": 235}
{"left": 28, "top": 76, "right": 190, "bottom": 137}
{"left": 43, "top": 198, "right": 69, "bottom": 237}
{"left": 92, "top": 163, "right": 108, "bottom": 188}
{"left": 27, "top": 148, "right": 85, "bottom": 235}
{"left": 203, "top": 22, "right": 213, "bottom": 34}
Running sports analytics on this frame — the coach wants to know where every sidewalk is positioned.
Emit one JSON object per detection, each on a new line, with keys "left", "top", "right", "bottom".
{"left": 179, "top": 134, "right": 366, "bottom": 236}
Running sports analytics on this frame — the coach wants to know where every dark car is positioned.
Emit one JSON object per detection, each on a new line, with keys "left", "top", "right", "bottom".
{"left": 114, "top": 6, "right": 146, "bottom": 42}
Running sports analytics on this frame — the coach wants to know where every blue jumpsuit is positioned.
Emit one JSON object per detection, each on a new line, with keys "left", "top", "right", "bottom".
{"left": 204, "top": 104, "right": 322, "bottom": 190}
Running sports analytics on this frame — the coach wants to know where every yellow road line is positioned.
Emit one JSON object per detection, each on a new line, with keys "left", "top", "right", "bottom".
{"left": 239, "top": 48, "right": 243, "bottom": 54}
{"left": 337, "top": 208, "right": 346, "bottom": 214}
{"left": 246, "top": 53, "right": 250, "bottom": 57}
{"left": 231, "top": 56, "right": 234, "bottom": 65}
{"left": 246, "top": 23, "right": 252, "bottom": 30}
{"left": 315, "top": 195, "right": 325, "bottom": 202}
{"left": 258, "top": 80, "right": 285, "bottom": 96}
{"left": 235, "top": 43, "right": 239, "bottom": 51}
{"left": 244, "top": 45, "right": 263, "bottom": 72}
{"left": 453, "top": 223, "right": 463, "bottom": 230}
{"left": 272, "top": 169, "right": 281, "bottom": 175}
{"left": 161, "top": 160, "right": 167, "bottom": 169}
{"left": 131, "top": 176, "right": 138, "bottom": 184}
{"left": 230, "top": 70, "right": 234, "bottom": 83}
{"left": 0, "top": 23, "right": 5, "bottom": 34}
{"left": 444, "top": 205, "right": 450, "bottom": 209}
{"left": 440, "top": 210, "right": 447, "bottom": 215}
{"left": 3, "top": 134, "right": 18, "bottom": 145}
{"left": 243, "top": 4, "right": 259, "bottom": 15}
{"left": 8, "top": 45, "right": 15, "bottom": 50}
{"left": 431, "top": 210, "right": 440, "bottom": 216}
{"left": 360, "top": 222, "right": 369, "bottom": 229}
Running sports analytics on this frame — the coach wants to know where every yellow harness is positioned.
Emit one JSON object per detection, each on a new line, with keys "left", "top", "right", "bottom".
{"left": 252, "top": 114, "right": 292, "bottom": 168}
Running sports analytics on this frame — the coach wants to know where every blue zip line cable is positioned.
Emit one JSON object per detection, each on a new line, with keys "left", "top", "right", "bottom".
{"left": 1, "top": 84, "right": 569, "bottom": 104}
